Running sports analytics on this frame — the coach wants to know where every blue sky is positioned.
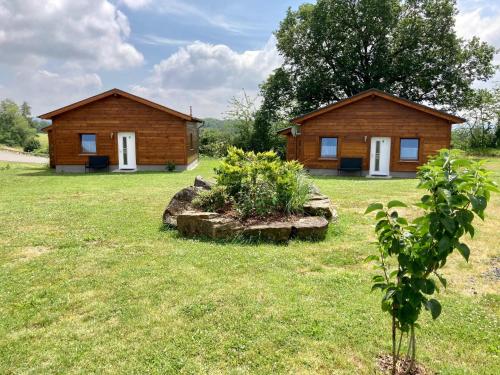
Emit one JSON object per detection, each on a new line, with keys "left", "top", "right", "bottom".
{"left": 0, "top": 0, "right": 498, "bottom": 118}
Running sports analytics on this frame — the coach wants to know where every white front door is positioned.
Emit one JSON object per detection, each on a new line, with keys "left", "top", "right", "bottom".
{"left": 118, "top": 132, "right": 136, "bottom": 170}
{"left": 369, "top": 137, "right": 391, "bottom": 176}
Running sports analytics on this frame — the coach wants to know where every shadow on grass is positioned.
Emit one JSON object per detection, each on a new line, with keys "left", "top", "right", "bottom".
{"left": 312, "top": 175, "right": 417, "bottom": 181}
{"left": 17, "top": 169, "right": 185, "bottom": 177}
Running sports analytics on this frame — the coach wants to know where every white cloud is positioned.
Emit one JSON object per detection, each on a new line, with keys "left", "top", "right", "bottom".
{"left": 135, "top": 34, "right": 192, "bottom": 46}
{"left": 0, "top": 0, "right": 143, "bottom": 70}
{"left": 0, "top": 67, "right": 103, "bottom": 116}
{"left": 455, "top": 6, "right": 500, "bottom": 86}
{"left": 0, "top": 0, "right": 143, "bottom": 115}
{"left": 131, "top": 37, "right": 282, "bottom": 117}
{"left": 456, "top": 8, "right": 500, "bottom": 48}
{"left": 120, "top": 0, "right": 152, "bottom": 9}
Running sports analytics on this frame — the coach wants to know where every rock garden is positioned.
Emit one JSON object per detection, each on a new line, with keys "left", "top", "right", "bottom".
{"left": 163, "top": 147, "right": 336, "bottom": 242}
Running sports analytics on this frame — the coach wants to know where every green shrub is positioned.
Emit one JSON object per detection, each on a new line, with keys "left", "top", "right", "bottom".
{"left": 23, "top": 137, "right": 41, "bottom": 152}
{"left": 165, "top": 161, "right": 176, "bottom": 172}
{"left": 215, "top": 147, "right": 311, "bottom": 217}
{"left": 199, "top": 140, "right": 231, "bottom": 158}
{"left": 192, "top": 186, "right": 232, "bottom": 213}
{"left": 236, "top": 177, "right": 277, "bottom": 218}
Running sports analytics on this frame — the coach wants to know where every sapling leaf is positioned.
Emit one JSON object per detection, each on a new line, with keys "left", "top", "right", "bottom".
{"left": 440, "top": 217, "right": 456, "bottom": 233}
{"left": 396, "top": 217, "right": 408, "bottom": 225}
{"left": 371, "top": 283, "right": 386, "bottom": 292}
{"left": 423, "top": 279, "right": 436, "bottom": 295}
{"left": 364, "top": 254, "right": 379, "bottom": 262}
{"left": 465, "top": 223, "right": 475, "bottom": 238}
{"left": 425, "top": 299, "right": 442, "bottom": 320}
{"left": 365, "top": 203, "right": 383, "bottom": 214}
{"left": 389, "top": 269, "right": 399, "bottom": 279}
{"left": 372, "top": 275, "right": 385, "bottom": 283}
{"left": 438, "top": 236, "right": 451, "bottom": 253}
{"left": 435, "top": 273, "right": 447, "bottom": 288}
{"left": 469, "top": 195, "right": 487, "bottom": 211}
{"left": 383, "top": 289, "right": 396, "bottom": 301}
{"left": 375, "top": 220, "right": 389, "bottom": 232}
{"left": 388, "top": 200, "right": 407, "bottom": 208}
{"left": 456, "top": 243, "right": 471, "bottom": 262}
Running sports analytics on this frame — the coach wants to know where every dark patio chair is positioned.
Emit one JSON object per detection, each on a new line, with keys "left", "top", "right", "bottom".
{"left": 338, "top": 157, "right": 363, "bottom": 176}
{"left": 85, "top": 155, "right": 109, "bottom": 173}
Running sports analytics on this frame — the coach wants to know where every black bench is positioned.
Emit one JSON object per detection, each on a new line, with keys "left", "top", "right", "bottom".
{"left": 85, "top": 155, "right": 109, "bottom": 173}
{"left": 338, "top": 157, "right": 363, "bottom": 176}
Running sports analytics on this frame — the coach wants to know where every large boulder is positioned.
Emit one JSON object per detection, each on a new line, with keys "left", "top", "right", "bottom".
{"left": 243, "top": 222, "right": 292, "bottom": 242}
{"left": 177, "top": 211, "right": 242, "bottom": 239}
{"left": 194, "top": 176, "right": 214, "bottom": 190}
{"left": 292, "top": 216, "right": 329, "bottom": 240}
{"left": 303, "top": 198, "right": 337, "bottom": 220}
{"left": 176, "top": 214, "right": 329, "bottom": 242}
{"left": 162, "top": 186, "right": 202, "bottom": 227}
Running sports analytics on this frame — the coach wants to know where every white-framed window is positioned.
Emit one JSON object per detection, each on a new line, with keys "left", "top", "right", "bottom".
{"left": 80, "top": 134, "right": 96, "bottom": 154}
{"left": 400, "top": 138, "right": 419, "bottom": 160}
{"left": 320, "top": 137, "right": 338, "bottom": 158}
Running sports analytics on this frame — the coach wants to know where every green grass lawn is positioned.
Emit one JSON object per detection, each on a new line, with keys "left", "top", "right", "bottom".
{"left": 0, "top": 158, "right": 498, "bottom": 374}
{"left": 35, "top": 133, "right": 49, "bottom": 155}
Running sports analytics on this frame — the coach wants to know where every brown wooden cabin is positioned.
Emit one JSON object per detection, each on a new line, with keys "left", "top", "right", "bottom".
{"left": 40, "top": 88, "right": 202, "bottom": 172}
{"left": 278, "top": 89, "right": 465, "bottom": 177}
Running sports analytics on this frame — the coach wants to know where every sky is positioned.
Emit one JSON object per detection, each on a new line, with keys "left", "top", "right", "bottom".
{"left": 0, "top": 0, "right": 499, "bottom": 119}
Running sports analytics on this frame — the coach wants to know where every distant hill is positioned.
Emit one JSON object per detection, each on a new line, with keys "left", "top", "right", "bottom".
{"left": 202, "top": 118, "right": 238, "bottom": 134}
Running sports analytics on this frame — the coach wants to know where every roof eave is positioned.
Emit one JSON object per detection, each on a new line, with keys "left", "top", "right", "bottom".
{"left": 37, "top": 88, "right": 197, "bottom": 122}
{"left": 290, "top": 89, "right": 466, "bottom": 125}
{"left": 276, "top": 126, "right": 292, "bottom": 135}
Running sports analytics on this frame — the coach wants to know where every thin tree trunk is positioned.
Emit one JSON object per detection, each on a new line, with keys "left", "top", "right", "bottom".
{"left": 392, "top": 313, "right": 397, "bottom": 375}
{"left": 403, "top": 325, "right": 416, "bottom": 375}
{"left": 396, "top": 330, "right": 404, "bottom": 358}
{"left": 410, "top": 325, "right": 416, "bottom": 372}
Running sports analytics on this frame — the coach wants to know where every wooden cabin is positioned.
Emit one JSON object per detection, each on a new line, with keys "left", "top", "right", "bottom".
{"left": 40, "top": 89, "right": 201, "bottom": 172}
{"left": 278, "top": 89, "right": 465, "bottom": 177}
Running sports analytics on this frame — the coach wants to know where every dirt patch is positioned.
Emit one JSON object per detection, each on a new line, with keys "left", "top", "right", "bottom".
{"left": 482, "top": 256, "right": 500, "bottom": 282}
{"left": 377, "top": 354, "right": 433, "bottom": 375}
{"left": 19, "top": 246, "right": 51, "bottom": 260}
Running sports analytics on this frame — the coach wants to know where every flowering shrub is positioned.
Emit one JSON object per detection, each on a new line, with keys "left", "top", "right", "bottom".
{"left": 214, "top": 147, "right": 311, "bottom": 218}
{"left": 192, "top": 186, "right": 232, "bottom": 213}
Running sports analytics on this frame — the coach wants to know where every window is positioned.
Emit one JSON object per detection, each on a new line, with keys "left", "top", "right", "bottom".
{"left": 80, "top": 134, "right": 96, "bottom": 154}
{"left": 400, "top": 138, "right": 419, "bottom": 160}
{"left": 320, "top": 137, "right": 338, "bottom": 158}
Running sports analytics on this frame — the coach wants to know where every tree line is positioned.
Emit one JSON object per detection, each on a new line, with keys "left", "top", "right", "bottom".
{"left": 200, "top": 0, "right": 498, "bottom": 157}
{"left": 0, "top": 99, "right": 48, "bottom": 152}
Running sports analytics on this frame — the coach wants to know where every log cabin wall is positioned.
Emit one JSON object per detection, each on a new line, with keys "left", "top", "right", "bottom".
{"left": 289, "top": 96, "right": 451, "bottom": 173}
{"left": 186, "top": 121, "right": 199, "bottom": 165}
{"left": 50, "top": 95, "right": 191, "bottom": 167}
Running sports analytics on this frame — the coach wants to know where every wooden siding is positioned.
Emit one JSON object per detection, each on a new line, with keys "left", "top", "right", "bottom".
{"left": 47, "top": 129, "right": 55, "bottom": 168}
{"left": 49, "top": 95, "right": 195, "bottom": 166}
{"left": 287, "top": 96, "right": 451, "bottom": 172}
{"left": 186, "top": 121, "right": 199, "bottom": 165}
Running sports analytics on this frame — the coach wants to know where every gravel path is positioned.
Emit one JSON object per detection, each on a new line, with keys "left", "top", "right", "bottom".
{"left": 0, "top": 149, "right": 48, "bottom": 164}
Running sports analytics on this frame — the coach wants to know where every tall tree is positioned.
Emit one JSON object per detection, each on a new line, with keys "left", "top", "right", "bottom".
{"left": 460, "top": 87, "right": 500, "bottom": 149}
{"left": 262, "top": 0, "right": 497, "bottom": 119}
{"left": 20, "top": 101, "right": 35, "bottom": 129}
{"left": 0, "top": 99, "right": 36, "bottom": 147}
{"left": 224, "top": 90, "right": 258, "bottom": 151}
{"left": 251, "top": 110, "right": 272, "bottom": 152}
